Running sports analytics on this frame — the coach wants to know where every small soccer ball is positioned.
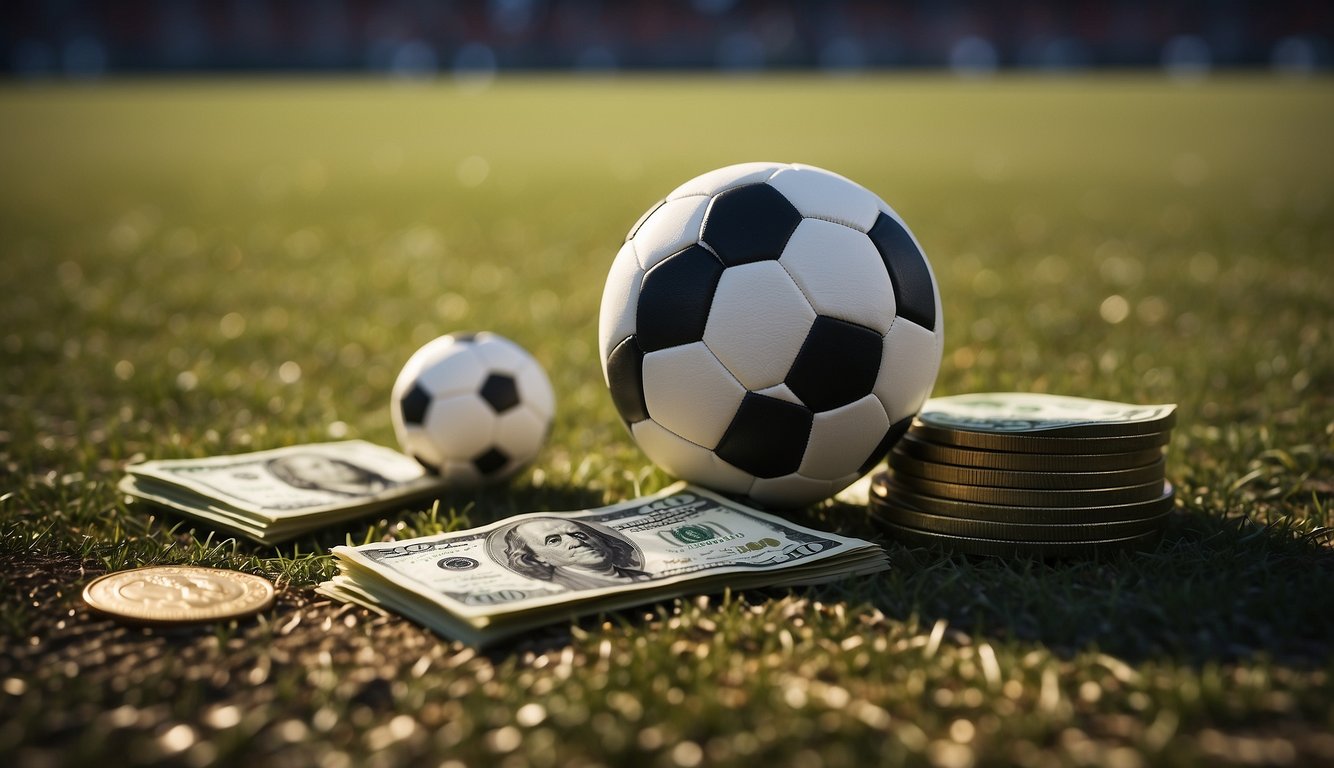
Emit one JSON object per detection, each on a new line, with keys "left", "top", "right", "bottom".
{"left": 598, "top": 162, "right": 944, "bottom": 507}
{"left": 392, "top": 332, "right": 556, "bottom": 487}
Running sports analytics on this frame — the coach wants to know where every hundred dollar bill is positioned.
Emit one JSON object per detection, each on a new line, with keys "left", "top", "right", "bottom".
{"left": 119, "top": 441, "right": 442, "bottom": 543}
{"left": 317, "top": 483, "right": 889, "bottom": 647}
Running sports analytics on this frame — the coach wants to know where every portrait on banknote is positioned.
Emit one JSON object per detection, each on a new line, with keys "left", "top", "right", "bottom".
{"left": 486, "top": 517, "right": 651, "bottom": 591}
{"left": 264, "top": 452, "right": 395, "bottom": 497}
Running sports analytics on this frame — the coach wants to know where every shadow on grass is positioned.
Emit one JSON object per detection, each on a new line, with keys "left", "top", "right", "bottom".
{"left": 831, "top": 508, "right": 1334, "bottom": 666}
{"left": 112, "top": 487, "right": 1334, "bottom": 666}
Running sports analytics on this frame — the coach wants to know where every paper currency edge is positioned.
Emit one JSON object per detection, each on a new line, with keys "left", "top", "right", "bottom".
{"left": 319, "top": 548, "right": 891, "bottom": 648}
{"left": 330, "top": 482, "right": 885, "bottom": 622}
{"left": 918, "top": 396, "right": 1178, "bottom": 435}
{"left": 124, "top": 440, "right": 442, "bottom": 517}
{"left": 119, "top": 474, "right": 447, "bottom": 545}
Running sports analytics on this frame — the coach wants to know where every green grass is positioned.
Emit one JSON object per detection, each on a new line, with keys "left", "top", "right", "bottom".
{"left": 1, "top": 74, "right": 1332, "bottom": 767}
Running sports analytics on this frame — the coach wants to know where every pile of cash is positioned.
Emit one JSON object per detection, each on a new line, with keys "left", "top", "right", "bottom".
{"left": 871, "top": 393, "right": 1176, "bottom": 557}
{"left": 119, "top": 441, "right": 444, "bottom": 544}
{"left": 318, "top": 484, "right": 889, "bottom": 647}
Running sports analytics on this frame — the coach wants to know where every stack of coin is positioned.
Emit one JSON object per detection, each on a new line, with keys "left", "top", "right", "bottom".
{"left": 871, "top": 393, "right": 1176, "bottom": 557}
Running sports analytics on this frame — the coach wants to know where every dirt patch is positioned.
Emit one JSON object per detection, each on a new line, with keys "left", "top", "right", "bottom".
{"left": 0, "top": 551, "right": 571, "bottom": 694}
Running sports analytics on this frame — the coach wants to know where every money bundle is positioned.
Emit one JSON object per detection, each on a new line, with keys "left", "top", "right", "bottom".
{"left": 318, "top": 484, "right": 889, "bottom": 647}
{"left": 871, "top": 393, "right": 1176, "bottom": 557}
{"left": 119, "top": 441, "right": 444, "bottom": 543}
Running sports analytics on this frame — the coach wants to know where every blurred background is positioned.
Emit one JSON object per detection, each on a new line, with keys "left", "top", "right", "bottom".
{"left": 3, "top": 0, "right": 1331, "bottom": 79}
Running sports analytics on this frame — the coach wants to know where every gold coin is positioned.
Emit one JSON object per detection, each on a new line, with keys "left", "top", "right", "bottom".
{"left": 896, "top": 433, "right": 1164, "bottom": 472}
{"left": 871, "top": 498, "right": 1170, "bottom": 542}
{"left": 888, "top": 473, "right": 1167, "bottom": 507}
{"left": 83, "top": 566, "right": 275, "bottom": 624}
{"left": 889, "top": 450, "right": 1166, "bottom": 490}
{"left": 910, "top": 422, "right": 1171, "bottom": 454}
{"left": 877, "top": 519, "right": 1163, "bottom": 558}
{"left": 870, "top": 473, "right": 1175, "bottom": 525}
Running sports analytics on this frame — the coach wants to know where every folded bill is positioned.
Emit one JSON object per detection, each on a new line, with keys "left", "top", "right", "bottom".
{"left": 317, "top": 483, "right": 889, "bottom": 647}
{"left": 119, "top": 441, "right": 443, "bottom": 543}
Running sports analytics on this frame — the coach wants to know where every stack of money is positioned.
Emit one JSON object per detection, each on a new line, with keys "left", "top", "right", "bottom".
{"left": 318, "top": 484, "right": 889, "bottom": 647}
{"left": 870, "top": 393, "right": 1176, "bottom": 557}
{"left": 120, "top": 441, "right": 444, "bottom": 544}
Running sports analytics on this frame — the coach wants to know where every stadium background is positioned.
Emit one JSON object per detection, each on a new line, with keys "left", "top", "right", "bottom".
{"left": 3, "top": 0, "right": 1331, "bottom": 78}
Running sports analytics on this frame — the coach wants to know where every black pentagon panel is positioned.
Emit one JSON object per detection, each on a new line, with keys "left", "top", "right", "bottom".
{"left": 400, "top": 384, "right": 432, "bottom": 426}
{"left": 636, "top": 245, "right": 724, "bottom": 352}
{"left": 480, "top": 373, "right": 520, "bottom": 413}
{"left": 701, "top": 183, "right": 803, "bottom": 267}
{"left": 785, "top": 316, "right": 883, "bottom": 413}
{"left": 715, "top": 393, "right": 814, "bottom": 479}
{"left": 858, "top": 415, "right": 913, "bottom": 476}
{"left": 413, "top": 455, "right": 441, "bottom": 475}
{"left": 867, "top": 212, "right": 937, "bottom": 331}
{"left": 606, "top": 336, "right": 649, "bottom": 424}
{"left": 473, "top": 447, "right": 510, "bottom": 475}
{"left": 449, "top": 332, "right": 479, "bottom": 343}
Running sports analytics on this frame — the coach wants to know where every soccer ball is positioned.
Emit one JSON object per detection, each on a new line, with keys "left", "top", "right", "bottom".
{"left": 598, "top": 162, "right": 944, "bottom": 508}
{"left": 391, "top": 332, "right": 556, "bottom": 487}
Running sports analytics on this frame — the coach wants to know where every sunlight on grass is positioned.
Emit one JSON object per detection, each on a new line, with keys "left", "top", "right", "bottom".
{"left": 0, "top": 75, "right": 1331, "bottom": 767}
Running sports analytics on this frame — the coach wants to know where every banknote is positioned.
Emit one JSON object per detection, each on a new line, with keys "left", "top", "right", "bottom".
{"left": 119, "top": 441, "right": 443, "bottom": 543}
{"left": 317, "top": 483, "right": 889, "bottom": 646}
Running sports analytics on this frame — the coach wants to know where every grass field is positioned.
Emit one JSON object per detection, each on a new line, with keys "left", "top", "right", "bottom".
{"left": 1, "top": 75, "right": 1332, "bottom": 767}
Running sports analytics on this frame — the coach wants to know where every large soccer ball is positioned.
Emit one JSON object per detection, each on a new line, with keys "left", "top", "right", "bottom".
{"left": 598, "top": 162, "right": 944, "bottom": 507}
{"left": 392, "top": 332, "right": 556, "bottom": 487}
